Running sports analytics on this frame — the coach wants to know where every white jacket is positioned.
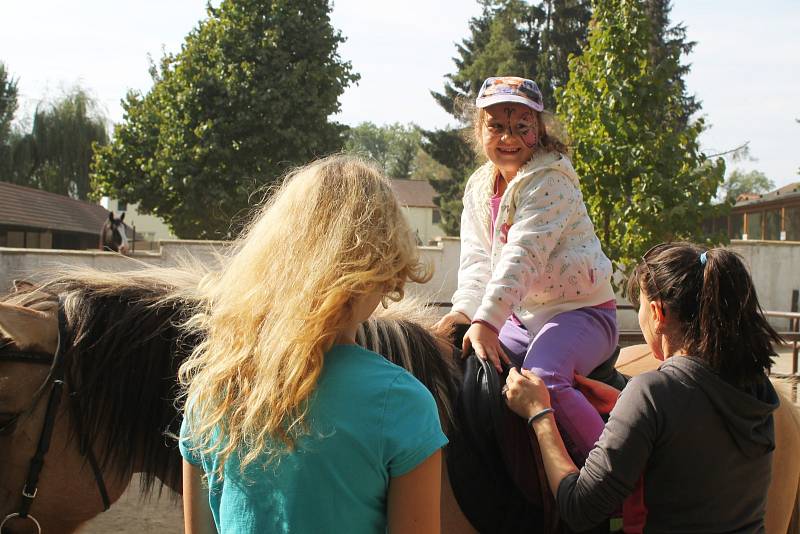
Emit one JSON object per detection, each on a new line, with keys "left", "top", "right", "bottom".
{"left": 451, "top": 151, "right": 615, "bottom": 335}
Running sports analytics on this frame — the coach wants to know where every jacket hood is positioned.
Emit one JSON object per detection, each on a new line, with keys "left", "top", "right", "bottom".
{"left": 660, "top": 356, "right": 779, "bottom": 458}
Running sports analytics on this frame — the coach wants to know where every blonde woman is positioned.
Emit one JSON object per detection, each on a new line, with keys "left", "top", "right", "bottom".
{"left": 179, "top": 156, "right": 447, "bottom": 533}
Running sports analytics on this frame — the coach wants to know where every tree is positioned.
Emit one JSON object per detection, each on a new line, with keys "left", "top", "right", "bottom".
{"left": 345, "top": 122, "right": 422, "bottom": 178}
{"left": 6, "top": 87, "right": 108, "bottom": 199}
{"left": 0, "top": 63, "right": 17, "bottom": 147}
{"left": 92, "top": 0, "right": 359, "bottom": 239}
{"left": 0, "top": 62, "right": 19, "bottom": 178}
{"left": 558, "top": 0, "right": 725, "bottom": 272}
{"left": 424, "top": 0, "right": 591, "bottom": 234}
{"left": 719, "top": 169, "right": 775, "bottom": 204}
{"left": 535, "top": 0, "right": 592, "bottom": 108}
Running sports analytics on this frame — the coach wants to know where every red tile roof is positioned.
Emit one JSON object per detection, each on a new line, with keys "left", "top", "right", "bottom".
{"left": 390, "top": 179, "right": 438, "bottom": 209}
{"left": 735, "top": 182, "right": 800, "bottom": 207}
{"left": 0, "top": 181, "right": 110, "bottom": 235}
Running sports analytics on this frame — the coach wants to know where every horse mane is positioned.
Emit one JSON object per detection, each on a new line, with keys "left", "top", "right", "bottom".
{"left": 2, "top": 267, "right": 461, "bottom": 498}
{"left": 3, "top": 266, "right": 205, "bottom": 497}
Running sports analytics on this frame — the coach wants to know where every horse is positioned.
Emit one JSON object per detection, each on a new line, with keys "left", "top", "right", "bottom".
{"left": 99, "top": 212, "right": 129, "bottom": 254}
{"left": 1, "top": 269, "right": 799, "bottom": 533}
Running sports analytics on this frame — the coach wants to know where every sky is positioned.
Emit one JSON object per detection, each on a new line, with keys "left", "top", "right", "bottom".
{"left": 2, "top": 1, "right": 798, "bottom": 187}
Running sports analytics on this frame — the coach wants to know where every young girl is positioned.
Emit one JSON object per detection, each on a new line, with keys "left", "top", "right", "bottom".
{"left": 179, "top": 156, "right": 448, "bottom": 533}
{"left": 435, "top": 76, "right": 617, "bottom": 463}
{"left": 505, "top": 243, "right": 780, "bottom": 532}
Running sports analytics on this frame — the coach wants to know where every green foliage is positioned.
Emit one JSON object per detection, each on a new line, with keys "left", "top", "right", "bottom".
{"left": 558, "top": 0, "right": 725, "bottom": 273}
{"left": 92, "top": 0, "right": 358, "bottom": 239}
{"left": 420, "top": 127, "right": 478, "bottom": 234}
{"left": 0, "top": 63, "right": 17, "bottom": 147}
{"left": 0, "top": 62, "right": 19, "bottom": 178}
{"left": 425, "top": 0, "right": 591, "bottom": 235}
{"left": 719, "top": 169, "right": 775, "bottom": 204}
{"left": 5, "top": 87, "right": 109, "bottom": 199}
{"left": 344, "top": 122, "right": 422, "bottom": 178}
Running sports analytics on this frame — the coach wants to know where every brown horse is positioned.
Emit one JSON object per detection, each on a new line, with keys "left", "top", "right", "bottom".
{"left": 1, "top": 271, "right": 798, "bottom": 533}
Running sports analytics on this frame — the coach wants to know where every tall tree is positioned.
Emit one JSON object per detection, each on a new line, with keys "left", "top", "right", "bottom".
{"left": 6, "top": 87, "right": 108, "bottom": 199}
{"left": 0, "top": 62, "right": 19, "bottom": 178}
{"left": 558, "top": 0, "right": 725, "bottom": 271}
{"left": 535, "top": 1, "right": 592, "bottom": 108}
{"left": 424, "top": 0, "right": 590, "bottom": 234}
{"left": 0, "top": 63, "right": 17, "bottom": 147}
{"left": 92, "top": 0, "right": 359, "bottom": 239}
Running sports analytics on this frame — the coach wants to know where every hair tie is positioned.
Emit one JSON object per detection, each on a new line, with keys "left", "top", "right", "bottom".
{"left": 699, "top": 251, "right": 708, "bottom": 266}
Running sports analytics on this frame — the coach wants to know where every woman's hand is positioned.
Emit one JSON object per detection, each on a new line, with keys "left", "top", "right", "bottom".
{"left": 432, "top": 311, "right": 471, "bottom": 337}
{"left": 504, "top": 367, "right": 551, "bottom": 419}
{"left": 574, "top": 373, "right": 620, "bottom": 415}
{"left": 463, "top": 322, "right": 510, "bottom": 373}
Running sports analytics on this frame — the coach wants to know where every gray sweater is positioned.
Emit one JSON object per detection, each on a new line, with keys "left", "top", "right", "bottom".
{"left": 557, "top": 355, "right": 779, "bottom": 533}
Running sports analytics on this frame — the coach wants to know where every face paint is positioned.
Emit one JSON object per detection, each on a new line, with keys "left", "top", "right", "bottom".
{"left": 482, "top": 103, "right": 538, "bottom": 177}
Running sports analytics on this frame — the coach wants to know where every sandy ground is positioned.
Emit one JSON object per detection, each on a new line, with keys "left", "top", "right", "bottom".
{"left": 80, "top": 344, "right": 800, "bottom": 533}
{"left": 80, "top": 475, "right": 183, "bottom": 533}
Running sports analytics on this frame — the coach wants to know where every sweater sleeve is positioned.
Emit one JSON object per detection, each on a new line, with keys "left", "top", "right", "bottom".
{"left": 556, "top": 373, "right": 662, "bottom": 532}
{"left": 472, "top": 170, "right": 576, "bottom": 330}
{"left": 451, "top": 185, "right": 492, "bottom": 321}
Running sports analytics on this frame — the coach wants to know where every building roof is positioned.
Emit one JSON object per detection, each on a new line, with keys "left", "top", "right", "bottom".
{"left": 0, "top": 181, "right": 110, "bottom": 235}
{"left": 735, "top": 182, "right": 800, "bottom": 207}
{"left": 390, "top": 179, "right": 438, "bottom": 209}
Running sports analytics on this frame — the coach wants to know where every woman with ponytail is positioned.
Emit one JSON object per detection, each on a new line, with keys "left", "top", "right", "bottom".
{"left": 178, "top": 155, "right": 446, "bottom": 533}
{"left": 504, "top": 242, "right": 781, "bottom": 533}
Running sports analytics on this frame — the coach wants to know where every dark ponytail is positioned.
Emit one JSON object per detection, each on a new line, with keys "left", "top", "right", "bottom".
{"left": 627, "top": 242, "right": 781, "bottom": 387}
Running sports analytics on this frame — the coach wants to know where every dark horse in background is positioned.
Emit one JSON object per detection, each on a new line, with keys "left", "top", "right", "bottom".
{"left": 0, "top": 269, "right": 798, "bottom": 534}
{"left": 99, "top": 212, "right": 129, "bottom": 254}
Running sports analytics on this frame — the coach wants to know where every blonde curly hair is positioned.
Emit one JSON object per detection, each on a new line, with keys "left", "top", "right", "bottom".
{"left": 179, "top": 155, "right": 431, "bottom": 475}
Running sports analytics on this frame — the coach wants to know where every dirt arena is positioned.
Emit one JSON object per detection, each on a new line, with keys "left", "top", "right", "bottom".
{"left": 81, "top": 476, "right": 182, "bottom": 533}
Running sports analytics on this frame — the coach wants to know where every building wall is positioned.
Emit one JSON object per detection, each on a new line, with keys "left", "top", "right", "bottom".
{"left": 729, "top": 240, "right": 800, "bottom": 321}
{"left": 402, "top": 206, "right": 445, "bottom": 245}
{"left": 5, "top": 238, "right": 794, "bottom": 330}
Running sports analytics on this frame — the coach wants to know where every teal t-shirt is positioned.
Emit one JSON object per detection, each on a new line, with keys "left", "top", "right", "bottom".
{"left": 179, "top": 344, "right": 448, "bottom": 533}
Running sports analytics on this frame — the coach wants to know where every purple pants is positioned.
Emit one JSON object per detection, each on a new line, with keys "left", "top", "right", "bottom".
{"left": 500, "top": 306, "right": 618, "bottom": 463}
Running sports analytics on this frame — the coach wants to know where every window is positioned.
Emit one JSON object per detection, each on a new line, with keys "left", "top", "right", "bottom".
{"left": 729, "top": 213, "right": 744, "bottom": 239}
{"left": 432, "top": 208, "right": 441, "bottom": 224}
{"left": 746, "top": 212, "right": 762, "bottom": 240}
{"left": 764, "top": 210, "right": 781, "bottom": 241}
{"left": 786, "top": 207, "right": 800, "bottom": 241}
{"left": 26, "top": 232, "right": 41, "bottom": 248}
{"left": 117, "top": 201, "right": 128, "bottom": 212}
{"left": 7, "top": 231, "right": 24, "bottom": 247}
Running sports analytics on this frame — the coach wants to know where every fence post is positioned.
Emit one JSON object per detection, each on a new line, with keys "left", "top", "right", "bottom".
{"left": 792, "top": 290, "right": 799, "bottom": 375}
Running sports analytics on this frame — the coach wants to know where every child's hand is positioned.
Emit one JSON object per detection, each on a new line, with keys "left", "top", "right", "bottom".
{"left": 463, "top": 322, "right": 510, "bottom": 373}
{"left": 504, "top": 367, "right": 551, "bottom": 419}
{"left": 574, "top": 373, "right": 620, "bottom": 415}
{"left": 432, "top": 311, "right": 471, "bottom": 338}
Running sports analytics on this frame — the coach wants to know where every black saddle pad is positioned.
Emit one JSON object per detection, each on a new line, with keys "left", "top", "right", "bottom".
{"left": 447, "top": 351, "right": 564, "bottom": 533}
{"left": 447, "top": 331, "right": 615, "bottom": 533}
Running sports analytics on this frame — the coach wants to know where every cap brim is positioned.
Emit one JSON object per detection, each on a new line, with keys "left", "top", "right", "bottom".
{"left": 475, "top": 94, "right": 544, "bottom": 112}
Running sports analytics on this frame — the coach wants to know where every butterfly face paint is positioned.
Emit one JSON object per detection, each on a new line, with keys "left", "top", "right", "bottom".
{"left": 482, "top": 103, "right": 539, "bottom": 179}
{"left": 518, "top": 111, "right": 538, "bottom": 148}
